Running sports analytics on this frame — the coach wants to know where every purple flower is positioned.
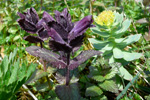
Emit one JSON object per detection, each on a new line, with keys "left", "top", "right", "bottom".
{"left": 17, "top": 7, "right": 39, "bottom": 34}
{"left": 17, "top": 8, "right": 93, "bottom": 53}
{"left": 17, "top": 8, "right": 50, "bottom": 43}
{"left": 43, "top": 8, "right": 93, "bottom": 53}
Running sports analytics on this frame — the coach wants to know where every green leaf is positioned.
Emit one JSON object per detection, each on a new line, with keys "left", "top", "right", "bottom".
{"left": 55, "top": 83, "right": 80, "bottom": 100}
{"left": 91, "top": 27, "right": 110, "bottom": 37}
{"left": 113, "top": 48, "right": 124, "bottom": 59}
{"left": 85, "top": 85, "right": 103, "bottom": 97}
{"left": 118, "top": 66, "right": 133, "bottom": 80}
{"left": 115, "top": 19, "right": 131, "bottom": 34}
{"left": 8, "top": 59, "right": 19, "bottom": 85}
{"left": 120, "top": 34, "right": 141, "bottom": 47}
{"left": 1, "top": 56, "right": 9, "bottom": 75}
{"left": 91, "top": 95, "right": 107, "bottom": 100}
{"left": 113, "top": 12, "right": 123, "bottom": 26}
{"left": 99, "top": 80, "right": 118, "bottom": 93}
{"left": 92, "top": 75, "right": 105, "bottom": 82}
{"left": 104, "top": 67, "right": 117, "bottom": 79}
{"left": 26, "top": 63, "right": 37, "bottom": 80}
{"left": 115, "top": 38, "right": 125, "bottom": 43}
{"left": 13, "top": 35, "right": 21, "bottom": 41}
{"left": 123, "top": 52, "right": 142, "bottom": 61}
{"left": 116, "top": 73, "right": 140, "bottom": 100}
{"left": 88, "top": 38, "right": 107, "bottom": 44}
{"left": 18, "top": 63, "right": 27, "bottom": 81}
{"left": 8, "top": 26, "right": 18, "bottom": 34}
{"left": 26, "top": 69, "right": 46, "bottom": 84}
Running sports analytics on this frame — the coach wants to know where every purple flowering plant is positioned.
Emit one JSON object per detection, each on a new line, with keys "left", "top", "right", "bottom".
{"left": 17, "top": 8, "right": 101, "bottom": 99}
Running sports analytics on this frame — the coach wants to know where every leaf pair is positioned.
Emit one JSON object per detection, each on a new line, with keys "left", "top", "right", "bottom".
{"left": 26, "top": 46, "right": 101, "bottom": 70}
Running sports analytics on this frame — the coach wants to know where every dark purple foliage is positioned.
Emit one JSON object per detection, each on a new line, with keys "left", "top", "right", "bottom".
{"left": 17, "top": 8, "right": 51, "bottom": 41}
{"left": 17, "top": 8, "right": 102, "bottom": 92}
{"left": 26, "top": 46, "right": 67, "bottom": 69}
{"left": 69, "top": 50, "right": 102, "bottom": 70}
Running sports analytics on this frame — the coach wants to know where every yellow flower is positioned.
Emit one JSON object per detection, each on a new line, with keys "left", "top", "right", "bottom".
{"left": 95, "top": 10, "right": 114, "bottom": 27}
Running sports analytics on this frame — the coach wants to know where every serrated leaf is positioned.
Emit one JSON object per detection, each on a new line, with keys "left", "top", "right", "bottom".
{"left": 89, "top": 66, "right": 100, "bottom": 76}
{"left": 113, "top": 48, "right": 124, "bottom": 59}
{"left": 69, "top": 50, "right": 102, "bottom": 70}
{"left": 26, "top": 63, "right": 36, "bottom": 79}
{"left": 92, "top": 75, "right": 105, "bottom": 82}
{"left": 1, "top": 56, "right": 9, "bottom": 75}
{"left": 85, "top": 85, "right": 103, "bottom": 97}
{"left": 26, "top": 46, "right": 67, "bottom": 69}
{"left": 18, "top": 63, "right": 27, "bottom": 81}
{"left": 8, "top": 60, "right": 19, "bottom": 85}
{"left": 55, "top": 83, "right": 80, "bottom": 100}
{"left": 99, "top": 80, "right": 118, "bottom": 93}
{"left": 104, "top": 67, "right": 117, "bottom": 79}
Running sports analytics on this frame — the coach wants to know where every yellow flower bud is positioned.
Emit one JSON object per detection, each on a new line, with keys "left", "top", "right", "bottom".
{"left": 95, "top": 10, "right": 114, "bottom": 27}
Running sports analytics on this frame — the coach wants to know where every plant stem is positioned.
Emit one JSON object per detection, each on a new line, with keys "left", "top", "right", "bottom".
{"left": 90, "top": 0, "right": 93, "bottom": 15}
{"left": 43, "top": 60, "right": 52, "bottom": 89}
{"left": 64, "top": 0, "right": 70, "bottom": 11}
{"left": 66, "top": 53, "right": 70, "bottom": 85}
{"left": 40, "top": 42, "right": 43, "bottom": 48}
{"left": 40, "top": 0, "right": 43, "bottom": 12}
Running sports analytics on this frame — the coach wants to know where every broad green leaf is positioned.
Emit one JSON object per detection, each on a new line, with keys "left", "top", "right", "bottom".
{"left": 89, "top": 66, "right": 100, "bottom": 76}
{"left": 101, "top": 43, "right": 113, "bottom": 51}
{"left": 85, "top": 85, "right": 103, "bottom": 97}
{"left": 88, "top": 38, "right": 107, "bottom": 44}
{"left": 113, "top": 48, "right": 124, "bottom": 59}
{"left": 115, "top": 38, "right": 125, "bottom": 43}
{"left": 99, "top": 80, "right": 118, "bottom": 93}
{"left": 92, "top": 75, "right": 105, "bottom": 82}
{"left": 113, "top": 12, "right": 123, "bottom": 26}
{"left": 55, "top": 83, "right": 80, "bottom": 100}
{"left": 91, "top": 27, "right": 110, "bottom": 37}
{"left": 104, "top": 67, "right": 117, "bottom": 79}
{"left": 115, "top": 19, "right": 131, "bottom": 34}
{"left": 119, "top": 34, "right": 141, "bottom": 47}
{"left": 118, "top": 66, "right": 133, "bottom": 80}
{"left": 91, "top": 95, "right": 107, "bottom": 100}
{"left": 109, "top": 55, "right": 115, "bottom": 64}
{"left": 123, "top": 52, "right": 142, "bottom": 61}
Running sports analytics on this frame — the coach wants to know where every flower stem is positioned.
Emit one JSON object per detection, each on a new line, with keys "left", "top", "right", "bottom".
{"left": 66, "top": 53, "right": 70, "bottom": 86}
{"left": 42, "top": 60, "right": 52, "bottom": 89}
